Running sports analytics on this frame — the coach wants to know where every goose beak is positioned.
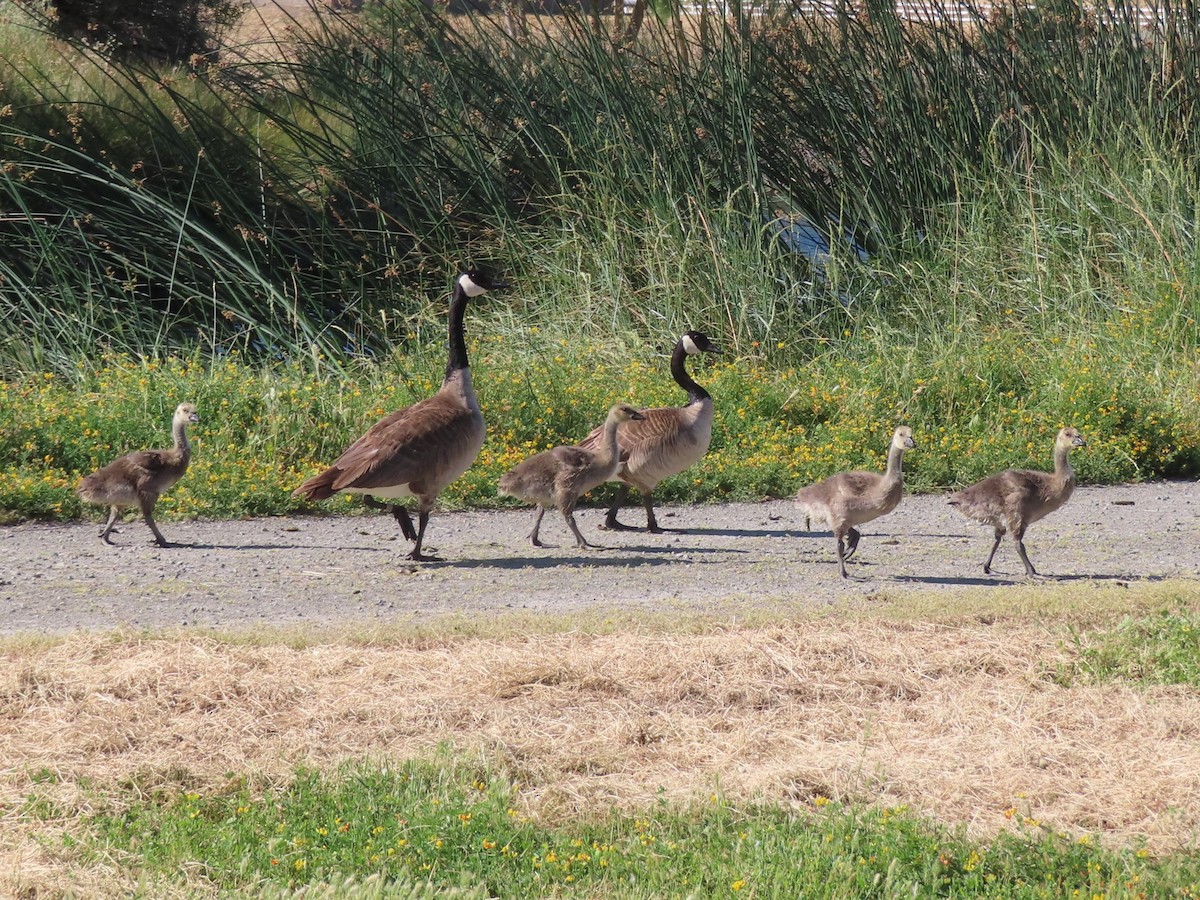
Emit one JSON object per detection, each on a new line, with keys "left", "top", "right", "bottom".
{"left": 630, "top": 410, "right": 646, "bottom": 420}
{"left": 189, "top": 413, "right": 201, "bottom": 423}
{"left": 1072, "top": 435, "right": 1087, "bottom": 447}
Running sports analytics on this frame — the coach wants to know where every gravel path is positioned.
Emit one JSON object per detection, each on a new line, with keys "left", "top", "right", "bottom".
{"left": 2, "top": 482, "right": 1198, "bottom": 634}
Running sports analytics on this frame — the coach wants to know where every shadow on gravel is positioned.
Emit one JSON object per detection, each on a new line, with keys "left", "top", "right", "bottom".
{"left": 603, "top": 545, "right": 746, "bottom": 555}
{"left": 666, "top": 527, "right": 811, "bottom": 539}
{"left": 1051, "top": 573, "right": 1168, "bottom": 583}
{"left": 893, "top": 575, "right": 1022, "bottom": 587}
{"left": 184, "top": 543, "right": 393, "bottom": 552}
{"left": 433, "top": 554, "right": 709, "bottom": 570}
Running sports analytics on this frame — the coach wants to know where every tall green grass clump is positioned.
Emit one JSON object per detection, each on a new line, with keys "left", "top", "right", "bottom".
{"left": 59, "top": 757, "right": 1200, "bottom": 896}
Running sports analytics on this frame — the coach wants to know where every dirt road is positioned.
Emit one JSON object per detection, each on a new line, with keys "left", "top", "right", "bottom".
{"left": 2, "top": 482, "right": 1198, "bottom": 634}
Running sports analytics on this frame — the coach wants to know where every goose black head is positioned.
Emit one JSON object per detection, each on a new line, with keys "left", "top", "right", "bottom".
{"left": 459, "top": 270, "right": 509, "bottom": 297}
{"left": 680, "top": 331, "right": 720, "bottom": 355}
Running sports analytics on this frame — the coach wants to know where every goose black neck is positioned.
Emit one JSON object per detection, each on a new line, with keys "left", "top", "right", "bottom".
{"left": 445, "top": 282, "right": 470, "bottom": 380}
{"left": 671, "top": 342, "right": 709, "bottom": 403}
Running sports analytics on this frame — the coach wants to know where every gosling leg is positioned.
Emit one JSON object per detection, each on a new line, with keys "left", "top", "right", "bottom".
{"left": 564, "top": 507, "right": 600, "bottom": 550}
{"left": 843, "top": 527, "right": 862, "bottom": 561}
{"left": 1012, "top": 526, "right": 1038, "bottom": 576}
{"left": 139, "top": 495, "right": 172, "bottom": 548}
{"left": 528, "top": 506, "right": 547, "bottom": 548}
{"left": 99, "top": 506, "right": 122, "bottom": 544}
{"left": 982, "top": 528, "right": 1004, "bottom": 575}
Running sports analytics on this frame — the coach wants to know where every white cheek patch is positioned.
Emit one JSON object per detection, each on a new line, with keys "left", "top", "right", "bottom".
{"left": 681, "top": 334, "right": 700, "bottom": 354}
{"left": 459, "top": 273, "right": 488, "bottom": 297}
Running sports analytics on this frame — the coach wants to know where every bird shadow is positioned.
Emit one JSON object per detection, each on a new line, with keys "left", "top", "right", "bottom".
{"left": 432, "top": 553, "right": 707, "bottom": 570}
{"left": 892, "top": 574, "right": 1022, "bottom": 587}
{"left": 180, "top": 542, "right": 391, "bottom": 553}
{"left": 666, "top": 526, "right": 812, "bottom": 539}
{"left": 607, "top": 544, "right": 747, "bottom": 556}
{"left": 1045, "top": 573, "right": 1168, "bottom": 584}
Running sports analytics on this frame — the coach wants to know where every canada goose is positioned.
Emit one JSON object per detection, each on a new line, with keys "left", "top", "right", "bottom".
{"left": 949, "top": 426, "right": 1087, "bottom": 577}
{"left": 499, "top": 404, "right": 646, "bottom": 549}
{"left": 577, "top": 330, "right": 720, "bottom": 532}
{"left": 794, "top": 425, "right": 917, "bottom": 578}
{"left": 293, "top": 270, "right": 505, "bottom": 561}
{"left": 76, "top": 402, "right": 200, "bottom": 547}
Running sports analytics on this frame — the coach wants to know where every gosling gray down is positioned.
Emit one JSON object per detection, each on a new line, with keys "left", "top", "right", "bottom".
{"left": 949, "top": 426, "right": 1087, "bottom": 577}
{"left": 293, "top": 270, "right": 505, "bottom": 561}
{"left": 499, "top": 404, "right": 646, "bottom": 549}
{"left": 577, "top": 330, "right": 720, "bottom": 532}
{"left": 76, "top": 402, "right": 200, "bottom": 547}
{"left": 794, "top": 425, "right": 917, "bottom": 579}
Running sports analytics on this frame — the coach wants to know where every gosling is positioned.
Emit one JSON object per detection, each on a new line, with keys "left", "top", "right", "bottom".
{"left": 949, "top": 426, "right": 1087, "bottom": 577}
{"left": 794, "top": 425, "right": 916, "bottom": 578}
{"left": 76, "top": 402, "right": 200, "bottom": 548}
{"left": 499, "top": 404, "right": 645, "bottom": 549}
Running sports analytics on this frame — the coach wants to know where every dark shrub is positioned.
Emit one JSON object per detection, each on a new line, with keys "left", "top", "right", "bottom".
{"left": 35, "top": 0, "right": 248, "bottom": 61}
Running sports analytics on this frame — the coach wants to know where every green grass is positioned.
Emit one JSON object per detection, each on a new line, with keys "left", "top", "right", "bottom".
{"left": 1066, "top": 609, "right": 1200, "bottom": 688}
{"left": 39, "top": 756, "right": 1194, "bottom": 898}
{"left": 1, "top": 307, "right": 1197, "bottom": 525}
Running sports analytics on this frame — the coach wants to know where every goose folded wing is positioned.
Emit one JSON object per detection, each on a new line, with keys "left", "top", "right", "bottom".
{"left": 328, "top": 400, "right": 476, "bottom": 492}
{"left": 119, "top": 450, "right": 179, "bottom": 486}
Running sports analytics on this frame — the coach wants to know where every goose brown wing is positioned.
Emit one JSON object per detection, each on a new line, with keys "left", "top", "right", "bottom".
{"left": 325, "top": 394, "right": 479, "bottom": 492}
{"left": 114, "top": 449, "right": 183, "bottom": 487}
{"left": 577, "top": 407, "right": 678, "bottom": 457}
{"left": 613, "top": 407, "right": 682, "bottom": 453}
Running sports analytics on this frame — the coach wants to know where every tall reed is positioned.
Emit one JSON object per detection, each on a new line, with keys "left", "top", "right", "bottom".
{"left": 1, "top": 0, "right": 1196, "bottom": 371}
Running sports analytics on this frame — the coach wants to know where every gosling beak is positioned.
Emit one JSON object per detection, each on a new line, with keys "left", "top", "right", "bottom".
{"left": 1072, "top": 435, "right": 1087, "bottom": 447}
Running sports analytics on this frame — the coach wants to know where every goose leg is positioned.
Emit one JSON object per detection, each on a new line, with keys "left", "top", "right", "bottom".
{"left": 139, "top": 496, "right": 173, "bottom": 548}
{"left": 528, "top": 506, "right": 547, "bottom": 547}
{"left": 640, "top": 490, "right": 662, "bottom": 533}
{"left": 843, "top": 527, "right": 862, "bottom": 561}
{"left": 835, "top": 532, "right": 849, "bottom": 579}
{"left": 365, "top": 495, "right": 418, "bottom": 542}
{"left": 982, "top": 528, "right": 1004, "bottom": 574}
{"left": 392, "top": 505, "right": 417, "bottom": 542}
{"left": 99, "top": 506, "right": 122, "bottom": 544}
{"left": 407, "top": 510, "right": 440, "bottom": 562}
{"left": 601, "top": 484, "right": 636, "bottom": 531}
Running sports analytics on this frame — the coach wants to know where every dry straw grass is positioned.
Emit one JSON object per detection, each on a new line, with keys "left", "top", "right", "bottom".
{"left": 4, "top": 601, "right": 1200, "bottom": 893}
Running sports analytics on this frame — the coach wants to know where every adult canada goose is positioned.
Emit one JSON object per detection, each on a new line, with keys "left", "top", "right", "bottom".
{"left": 77, "top": 402, "right": 200, "bottom": 547}
{"left": 499, "top": 404, "right": 645, "bottom": 549}
{"left": 794, "top": 425, "right": 917, "bottom": 578}
{"left": 293, "top": 270, "right": 505, "bottom": 561}
{"left": 578, "top": 330, "right": 720, "bottom": 532}
{"left": 949, "top": 426, "right": 1087, "bottom": 577}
